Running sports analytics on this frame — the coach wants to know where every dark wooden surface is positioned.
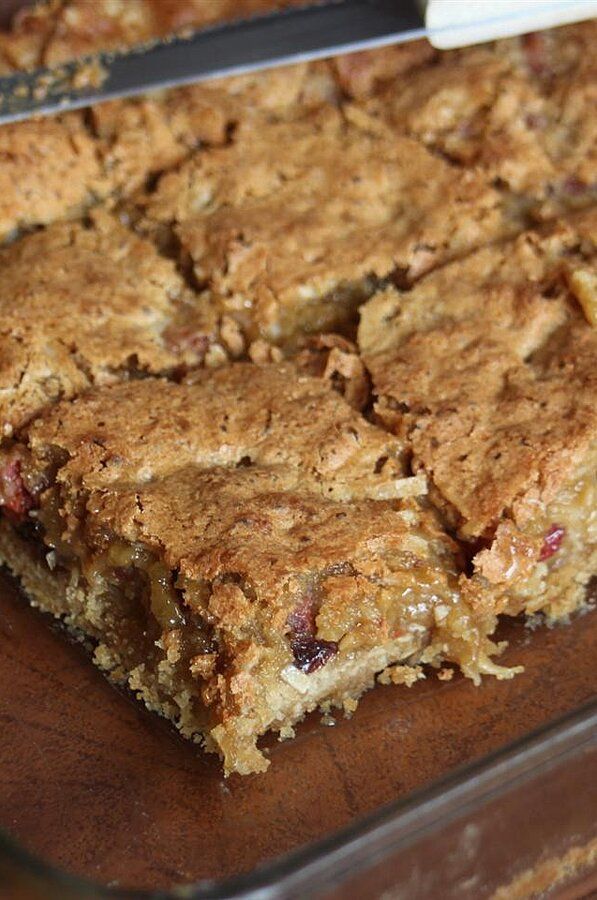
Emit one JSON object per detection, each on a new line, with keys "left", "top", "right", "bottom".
{"left": 0, "top": 569, "right": 594, "bottom": 892}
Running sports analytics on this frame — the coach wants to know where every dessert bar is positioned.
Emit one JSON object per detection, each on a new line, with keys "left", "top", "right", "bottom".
{"left": 136, "top": 105, "right": 516, "bottom": 349}
{"left": 0, "top": 209, "right": 220, "bottom": 435}
{"left": 358, "top": 210, "right": 596, "bottom": 621}
{"left": 0, "top": 364, "right": 513, "bottom": 774}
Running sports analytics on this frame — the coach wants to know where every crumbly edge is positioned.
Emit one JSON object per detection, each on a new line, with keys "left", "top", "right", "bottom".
{"left": 0, "top": 514, "right": 518, "bottom": 775}
{"left": 449, "top": 448, "right": 596, "bottom": 623}
{"left": 0, "top": 521, "right": 426, "bottom": 774}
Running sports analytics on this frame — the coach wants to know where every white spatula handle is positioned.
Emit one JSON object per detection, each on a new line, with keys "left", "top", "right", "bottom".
{"left": 425, "top": 0, "right": 597, "bottom": 49}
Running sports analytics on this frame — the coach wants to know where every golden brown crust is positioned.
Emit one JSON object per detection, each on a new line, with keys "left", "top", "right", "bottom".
{"left": 0, "top": 209, "right": 220, "bottom": 434}
{"left": 28, "top": 363, "right": 406, "bottom": 498}
{"left": 136, "top": 105, "right": 517, "bottom": 346}
{"left": 357, "top": 22, "right": 597, "bottom": 215}
{"left": 359, "top": 210, "right": 597, "bottom": 538}
{"left": 90, "top": 62, "right": 339, "bottom": 198}
{"left": 0, "top": 113, "right": 107, "bottom": 241}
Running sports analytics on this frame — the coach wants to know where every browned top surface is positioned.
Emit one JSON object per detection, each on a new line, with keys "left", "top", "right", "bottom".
{"left": 359, "top": 211, "right": 597, "bottom": 538}
{"left": 27, "top": 363, "right": 404, "bottom": 494}
{"left": 89, "top": 60, "right": 338, "bottom": 198}
{"left": 360, "top": 22, "right": 597, "bottom": 214}
{"left": 24, "top": 368, "right": 461, "bottom": 621}
{"left": 0, "top": 210, "right": 218, "bottom": 435}
{"left": 137, "top": 105, "right": 513, "bottom": 343}
{"left": 0, "top": 113, "right": 105, "bottom": 241}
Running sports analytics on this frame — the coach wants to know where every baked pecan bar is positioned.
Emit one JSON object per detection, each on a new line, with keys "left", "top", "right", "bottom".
{"left": 359, "top": 210, "right": 596, "bottom": 620}
{"left": 0, "top": 364, "right": 512, "bottom": 774}
{"left": 136, "top": 105, "right": 518, "bottom": 350}
{"left": 0, "top": 208, "right": 220, "bottom": 435}
{"left": 358, "top": 20, "right": 596, "bottom": 217}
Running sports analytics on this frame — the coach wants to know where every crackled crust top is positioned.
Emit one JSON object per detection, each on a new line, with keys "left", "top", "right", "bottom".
{"left": 358, "top": 22, "right": 597, "bottom": 214}
{"left": 0, "top": 209, "right": 219, "bottom": 435}
{"left": 359, "top": 210, "right": 597, "bottom": 537}
{"left": 137, "top": 105, "right": 515, "bottom": 344}
{"left": 0, "top": 113, "right": 107, "bottom": 241}
{"left": 28, "top": 363, "right": 407, "bottom": 502}
{"left": 90, "top": 60, "right": 340, "bottom": 198}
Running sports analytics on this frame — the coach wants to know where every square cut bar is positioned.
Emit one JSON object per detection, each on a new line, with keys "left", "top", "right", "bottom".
{"left": 0, "top": 364, "right": 513, "bottom": 775}
{"left": 359, "top": 210, "right": 596, "bottom": 621}
{"left": 357, "top": 21, "right": 597, "bottom": 218}
{"left": 135, "top": 105, "right": 520, "bottom": 350}
{"left": 0, "top": 208, "right": 221, "bottom": 436}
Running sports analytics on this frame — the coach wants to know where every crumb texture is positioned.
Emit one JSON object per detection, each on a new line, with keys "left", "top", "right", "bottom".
{"left": 137, "top": 105, "right": 513, "bottom": 345}
{"left": 0, "top": 209, "right": 217, "bottom": 434}
{"left": 360, "top": 210, "right": 597, "bottom": 538}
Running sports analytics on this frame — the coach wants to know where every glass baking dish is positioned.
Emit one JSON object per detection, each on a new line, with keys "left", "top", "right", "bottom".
{"left": 0, "top": 570, "right": 595, "bottom": 899}
{"left": 0, "top": 3, "right": 594, "bottom": 891}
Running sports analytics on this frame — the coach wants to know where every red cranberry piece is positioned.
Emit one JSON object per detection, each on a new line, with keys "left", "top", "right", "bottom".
{"left": 539, "top": 524, "right": 565, "bottom": 561}
{"left": 522, "top": 33, "right": 551, "bottom": 79}
{"left": 287, "top": 590, "right": 338, "bottom": 673}
{"left": 562, "top": 176, "right": 587, "bottom": 197}
{"left": 0, "top": 459, "right": 35, "bottom": 523}
{"left": 524, "top": 112, "right": 547, "bottom": 130}
{"left": 287, "top": 594, "right": 316, "bottom": 638}
{"left": 291, "top": 636, "right": 339, "bottom": 674}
